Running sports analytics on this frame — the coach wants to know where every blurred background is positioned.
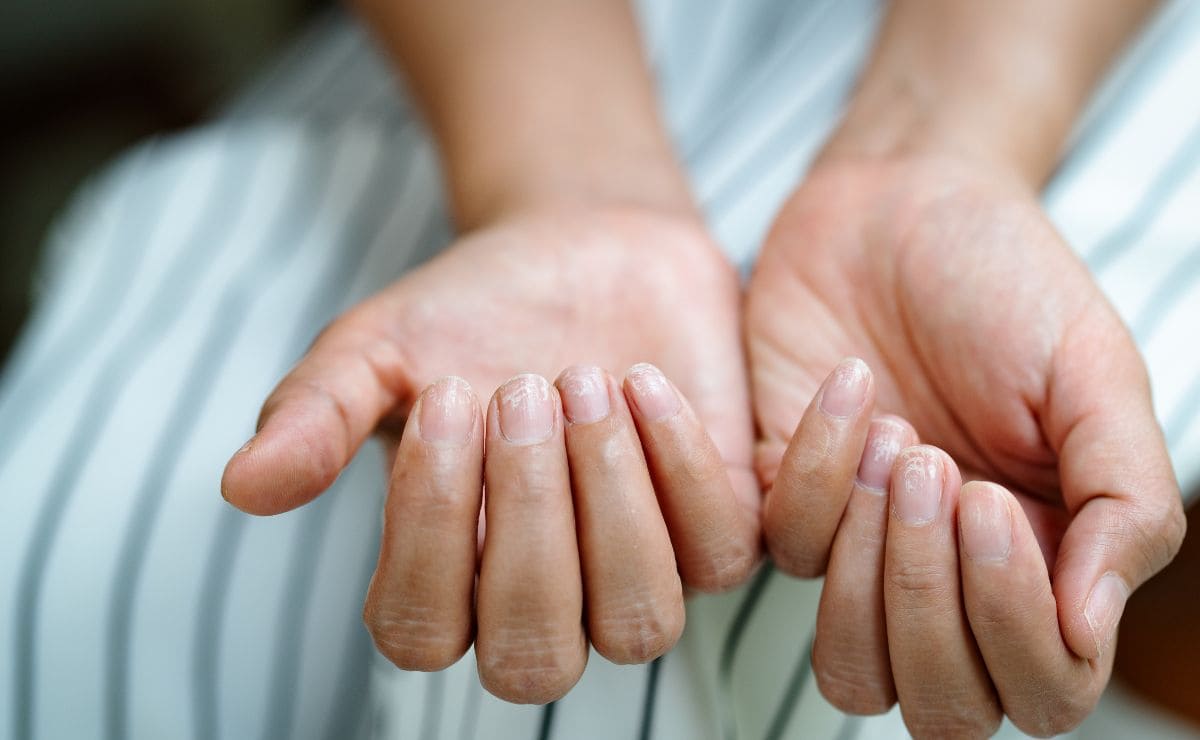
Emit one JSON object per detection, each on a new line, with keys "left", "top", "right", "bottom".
{"left": 1, "top": 1, "right": 1197, "bottom": 734}
{"left": 0, "top": 0, "right": 329, "bottom": 365}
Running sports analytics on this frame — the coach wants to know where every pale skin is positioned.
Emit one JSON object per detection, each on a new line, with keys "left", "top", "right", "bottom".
{"left": 220, "top": 0, "right": 1187, "bottom": 735}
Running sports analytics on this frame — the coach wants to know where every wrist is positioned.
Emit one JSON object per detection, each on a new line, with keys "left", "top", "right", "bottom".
{"left": 446, "top": 139, "right": 698, "bottom": 232}
{"left": 359, "top": 0, "right": 696, "bottom": 232}
{"left": 813, "top": 76, "right": 1059, "bottom": 191}
{"left": 814, "top": 0, "right": 1155, "bottom": 190}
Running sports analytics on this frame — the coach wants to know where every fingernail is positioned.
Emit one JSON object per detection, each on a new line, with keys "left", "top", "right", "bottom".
{"left": 419, "top": 376, "right": 475, "bottom": 444}
{"left": 235, "top": 436, "right": 255, "bottom": 456}
{"left": 960, "top": 484, "right": 1012, "bottom": 562}
{"left": 1085, "top": 572, "right": 1130, "bottom": 657}
{"left": 497, "top": 374, "right": 555, "bottom": 444}
{"left": 626, "top": 363, "right": 680, "bottom": 421}
{"left": 557, "top": 366, "right": 610, "bottom": 424}
{"left": 820, "top": 358, "right": 870, "bottom": 417}
{"left": 856, "top": 419, "right": 905, "bottom": 492}
{"left": 893, "top": 448, "right": 942, "bottom": 525}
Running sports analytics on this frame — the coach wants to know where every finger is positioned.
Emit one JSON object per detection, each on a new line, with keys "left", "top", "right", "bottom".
{"left": 624, "top": 363, "right": 760, "bottom": 592}
{"left": 222, "top": 311, "right": 412, "bottom": 514}
{"left": 556, "top": 366, "right": 685, "bottom": 664}
{"left": 959, "top": 481, "right": 1108, "bottom": 736}
{"left": 363, "top": 377, "right": 483, "bottom": 671}
{"left": 765, "top": 358, "right": 875, "bottom": 577}
{"left": 1045, "top": 341, "right": 1186, "bottom": 660}
{"left": 884, "top": 446, "right": 1001, "bottom": 738}
{"left": 476, "top": 374, "right": 587, "bottom": 704}
{"left": 813, "top": 416, "right": 915, "bottom": 714}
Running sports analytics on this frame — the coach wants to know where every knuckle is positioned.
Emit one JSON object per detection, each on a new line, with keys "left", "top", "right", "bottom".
{"left": 902, "top": 702, "right": 1001, "bottom": 740}
{"left": 762, "top": 497, "right": 829, "bottom": 579}
{"left": 477, "top": 627, "right": 585, "bottom": 704}
{"left": 1011, "top": 685, "right": 1100, "bottom": 737}
{"left": 680, "top": 540, "right": 760, "bottom": 592}
{"left": 363, "top": 600, "right": 468, "bottom": 672}
{"left": 590, "top": 599, "right": 685, "bottom": 664}
{"left": 966, "top": 580, "right": 1052, "bottom": 634}
{"left": 267, "top": 379, "right": 353, "bottom": 486}
{"left": 1161, "top": 499, "right": 1187, "bottom": 561}
{"left": 765, "top": 532, "right": 826, "bottom": 579}
{"left": 887, "top": 561, "right": 955, "bottom": 602}
{"left": 1121, "top": 496, "right": 1187, "bottom": 580}
{"left": 389, "top": 463, "right": 477, "bottom": 516}
{"left": 812, "top": 647, "right": 895, "bottom": 715}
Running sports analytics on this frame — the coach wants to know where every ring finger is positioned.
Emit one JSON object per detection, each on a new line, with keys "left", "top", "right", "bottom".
{"left": 557, "top": 366, "right": 685, "bottom": 664}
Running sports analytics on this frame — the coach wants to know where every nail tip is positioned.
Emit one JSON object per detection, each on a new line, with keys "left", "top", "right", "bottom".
{"left": 624, "top": 362, "right": 680, "bottom": 420}
{"left": 856, "top": 419, "right": 906, "bottom": 490}
{"left": 627, "top": 361, "right": 660, "bottom": 373}
{"left": 1083, "top": 572, "right": 1130, "bottom": 658}
{"left": 819, "top": 358, "right": 871, "bottom": 417}
{"left": 420, "top": 375, "right": 477, "bottom": 444}
{"left": 497, "top": 373, "right": 555, "bottom": 443}
{"left": 893, "top": 447, "right": 943, "bottom": 525}
{"left": 558, "top": 365, "right": 610, "bottom": 425}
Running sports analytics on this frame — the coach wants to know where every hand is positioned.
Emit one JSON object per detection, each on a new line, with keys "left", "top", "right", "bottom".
{"left": 746, "top": 157, "right": 1186, "bottom": 736}
{"left": 221, "top": 204, "right": 761, "bottom": 703}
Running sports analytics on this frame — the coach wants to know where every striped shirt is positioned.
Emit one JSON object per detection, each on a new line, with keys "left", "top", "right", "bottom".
{"left": 1, "top": 1, "right": 1198, "bottom": 738}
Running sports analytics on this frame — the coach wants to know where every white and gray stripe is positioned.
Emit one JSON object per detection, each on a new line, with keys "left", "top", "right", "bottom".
{"left": 2, "top": 1, "right": 1199, "bottom": 739}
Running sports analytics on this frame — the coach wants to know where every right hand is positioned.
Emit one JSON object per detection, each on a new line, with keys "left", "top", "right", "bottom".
{"left": 220, "top": 203, "right": 761, "bottom": 703}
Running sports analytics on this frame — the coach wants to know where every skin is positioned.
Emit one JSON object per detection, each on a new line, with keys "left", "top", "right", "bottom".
{"left": 223, "top": 0, "right": 759, "bottom": 704}
{"left": 220, "top": 0, "right": 1189, "bottom": 731}
{"left": 754, "top": 1, "right": 1186, "bottom": 736}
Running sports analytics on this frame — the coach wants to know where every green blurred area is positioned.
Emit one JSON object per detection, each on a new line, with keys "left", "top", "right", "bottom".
{"left": 0, "top": 0, "right": 326, "bottom": 365}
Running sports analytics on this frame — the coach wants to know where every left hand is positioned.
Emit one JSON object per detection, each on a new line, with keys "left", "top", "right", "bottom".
{"left": 745, "top": 155, "right": 1186, "bottom": 737}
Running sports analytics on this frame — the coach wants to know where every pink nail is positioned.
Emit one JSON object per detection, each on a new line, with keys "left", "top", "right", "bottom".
{"left": 893, "top": 447, "right": 942, "bottom": 525}
{"left": 960, "top": 484, "right": 1012, "bottom": 561}
{"left": 856, "top": 419, "right": 905, "bottom": 492}
{"left": 419, "top": 376, "right": 475, "bottom": 444}
{"left": 558, "top": 366, "right": 610, "bottom": 425}
{"left": 1085, "top": 572, "right": 1129, "bottom": 657}
{"left": 819, "top": 358, "right": 870, "bottom": 417}
{"left": 497, "top": 374, "right": 555, "bottom": 444}
{"left": 626, "top": 363, "right": 681, "bottom": 421}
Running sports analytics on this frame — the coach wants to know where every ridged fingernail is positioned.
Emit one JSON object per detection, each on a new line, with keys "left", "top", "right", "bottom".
{"left": 557, "top": 366, "right": 610, "bottom": 425}
{"left": 497, "top": 374, "right": 555, "bottom": 444}
{"left": 419, "top": 376, "right": 475, "bottom": 445}
{"left": 893, "top": 448, "right": 942, "bottom": 525}
{"left": 856, "top": 419, "right": 905, "bottom": 492}
{"left": 626, "top": 363, "right": 680, "bottom": 421}
{"left": 1085, "top": 572, "right": 1129, "bottom": 657}
{"left": 820, "top": 358, "right": 870, "bottom": 417}
{"left": 960, "top": 484, "right": 1012, "bottom": 562}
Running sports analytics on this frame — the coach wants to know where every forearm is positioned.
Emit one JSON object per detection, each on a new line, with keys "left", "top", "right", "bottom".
{"left": 354, "top": 0, "right": 692, "bottom": 229}
{"left": 818, "top": 0, "right": 1158, "bottom": 187}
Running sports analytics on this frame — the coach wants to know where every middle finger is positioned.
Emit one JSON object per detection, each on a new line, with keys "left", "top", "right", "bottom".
{"left": 884, "top": 446, "right": 1000, "bottom": 738}
{"left": 476, "top": 374, "right": 587, "bottom": 704}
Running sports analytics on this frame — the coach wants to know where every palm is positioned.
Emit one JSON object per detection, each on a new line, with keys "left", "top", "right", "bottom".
{"left": 356, "top": 206, "right": 755, "bottom": 490}
{"left": 746, "top": 159, "right": 1141, "bottom": 556}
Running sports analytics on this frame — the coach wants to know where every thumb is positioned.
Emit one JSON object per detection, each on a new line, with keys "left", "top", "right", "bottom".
{"left": 1047, "top": 337, "right": 1186, "bottom": 660}
{"left": 221, "top": 307, "right": 416, "bottom": 515}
